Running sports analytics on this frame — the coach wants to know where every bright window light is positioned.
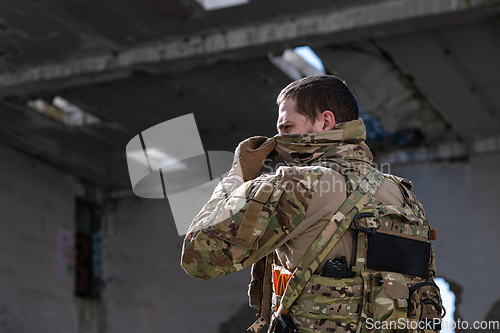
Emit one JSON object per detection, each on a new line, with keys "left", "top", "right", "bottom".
{"left": 195, "top": 0, "right": 249, "bottom": 11}
{"left": 27, "top": 96, "right": 101, "bottom": 127}
{"left": 294, "top": 46, "right": 325, "bottom": 72}
{"left": 269, "top": 46, "right": 325, "bottom": 81}
{"left": 434, "top": 277, "right": 456, "bottom": 333}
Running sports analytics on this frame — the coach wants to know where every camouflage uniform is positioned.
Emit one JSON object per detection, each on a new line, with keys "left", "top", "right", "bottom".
{"left": 181, "top": 119, "right": 442, "bottom": 333}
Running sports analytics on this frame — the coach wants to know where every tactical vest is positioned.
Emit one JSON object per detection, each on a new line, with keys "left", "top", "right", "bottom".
{"left": 248, "top": 161, "right": 444, "bottom": 333}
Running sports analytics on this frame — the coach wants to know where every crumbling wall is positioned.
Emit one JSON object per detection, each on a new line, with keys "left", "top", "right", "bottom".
{"left": 0, "top": 144, "right": 78, "bottom": 333}
{"left": 102, "top": 197, "right": 252, "bottom": 333}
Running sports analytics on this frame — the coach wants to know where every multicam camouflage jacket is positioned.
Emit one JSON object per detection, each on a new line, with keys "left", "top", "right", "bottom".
{"left": 181, "top": 119, "right": 442, "bottom": 333}
{"left": 181, "top": 119, "right": 372, "bottom": 277}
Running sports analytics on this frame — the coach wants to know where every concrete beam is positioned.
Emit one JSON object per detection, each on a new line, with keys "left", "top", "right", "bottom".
{"left": 378, "top": 133, "right": 500, "bottom": 165}
{"left": 1, "top": 0, "right": 499, "bottom": 94}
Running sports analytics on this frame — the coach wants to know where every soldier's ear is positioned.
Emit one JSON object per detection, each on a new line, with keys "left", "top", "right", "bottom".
{"left": 321, "top": 111, "right": 336, "bottom": 131}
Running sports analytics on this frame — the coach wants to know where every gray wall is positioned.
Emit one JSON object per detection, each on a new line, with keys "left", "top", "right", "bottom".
{"left": 0, "top": 144, "right": 77, "bottom": 332}
{"left": 102, "top": 197, "right": 253, "bottom": 333}
{"left": 0, "top": 143, "right": 254, "bottom": 333}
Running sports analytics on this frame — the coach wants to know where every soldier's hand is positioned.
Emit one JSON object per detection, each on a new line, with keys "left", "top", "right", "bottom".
{"left": 227, "top": 136, "right": 277, "bottom": 182}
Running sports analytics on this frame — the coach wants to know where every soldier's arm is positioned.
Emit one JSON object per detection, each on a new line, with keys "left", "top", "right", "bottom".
{"left": 181, "top": 167, "right": 322, "bottom": 280}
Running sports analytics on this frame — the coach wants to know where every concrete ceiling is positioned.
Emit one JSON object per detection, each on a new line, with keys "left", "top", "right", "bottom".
{"left": 315, "top": 14, "right": 500, "bottom": 143}
{"left": 1, "top": 0, "right": 500, "bottom": 191}
{"left": 0, "top": 57, "right": 290, "bottom": 190}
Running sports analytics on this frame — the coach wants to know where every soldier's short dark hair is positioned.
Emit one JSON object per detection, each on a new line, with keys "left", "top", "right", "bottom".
{"left": 276, "top": 75, "right": 359, "bottom": 123}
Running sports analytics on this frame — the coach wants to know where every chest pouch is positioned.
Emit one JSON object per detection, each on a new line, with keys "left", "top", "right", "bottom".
{"left": 407, "top": 281, "right": 444, "bottom": 332}
{"left": 361, "top": 271, "right": 409, "bottom": 330}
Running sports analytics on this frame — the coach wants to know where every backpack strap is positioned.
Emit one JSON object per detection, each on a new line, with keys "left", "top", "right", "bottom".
{"left": 274, "top": 168, "right": 384, "bottom": 317}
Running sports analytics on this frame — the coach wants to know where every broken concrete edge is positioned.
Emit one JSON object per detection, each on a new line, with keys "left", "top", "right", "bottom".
{"left": 376, "top": 133, "right": 500, "bottom": 165}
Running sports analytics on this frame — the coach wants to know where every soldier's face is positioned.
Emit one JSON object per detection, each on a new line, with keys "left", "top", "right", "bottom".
{"left": 277, "top": 97, "right": 324, "bottom": 135}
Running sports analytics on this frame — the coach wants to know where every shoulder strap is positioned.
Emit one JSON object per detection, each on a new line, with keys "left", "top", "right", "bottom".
{"left": 277, "top": 168, "right": 384, "bottom": 313}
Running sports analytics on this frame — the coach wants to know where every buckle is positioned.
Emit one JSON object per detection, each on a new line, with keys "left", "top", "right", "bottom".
{"left": 353, "top": 212, "right": 377, "bottom": 236}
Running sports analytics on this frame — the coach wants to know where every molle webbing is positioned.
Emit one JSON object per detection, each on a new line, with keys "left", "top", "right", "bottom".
{"left": 279, "top": 169, "right": 384, "bottom": 310}
{"left": 247, "top": 254, "right": 274, "bottom": 333}
{"left": 261, "top": 255, "right": 273, "bottom": 323}
{"left": 292, "top": 275, "right": 363, "bottom": 320}
{"left": 289, "top": 275, "right": 363, "bottom": 333}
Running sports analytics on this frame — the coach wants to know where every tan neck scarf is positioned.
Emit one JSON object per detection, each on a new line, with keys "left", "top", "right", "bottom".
{"left": 273, "top": 118, "right": 373, "bottom": 166}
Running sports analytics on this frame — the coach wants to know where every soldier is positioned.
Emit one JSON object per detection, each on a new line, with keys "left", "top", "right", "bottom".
{"left": 181, "top": 75, "right": 443, "bottom": 333}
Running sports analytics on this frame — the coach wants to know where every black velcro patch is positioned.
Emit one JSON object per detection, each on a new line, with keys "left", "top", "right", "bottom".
{"left": 367, "top": 233, "right": 431, "bottom": 278}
